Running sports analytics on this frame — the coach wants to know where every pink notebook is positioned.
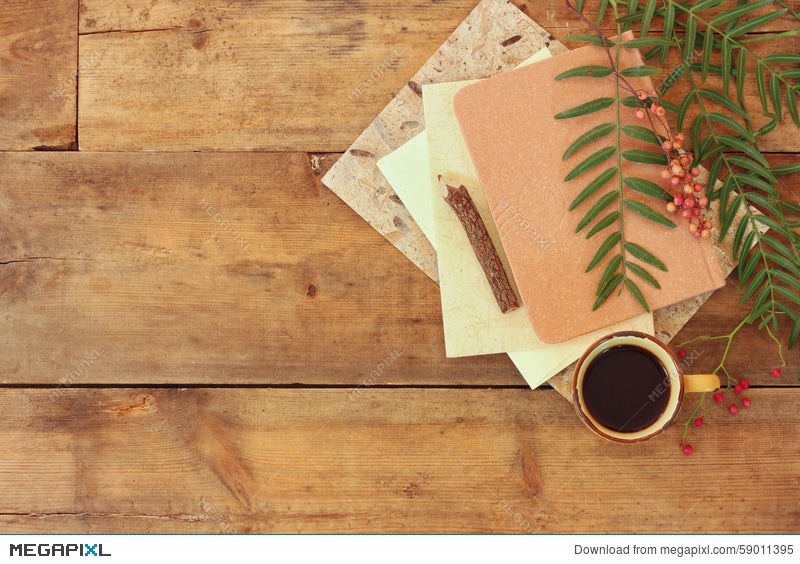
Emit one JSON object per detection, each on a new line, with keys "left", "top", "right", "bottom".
{"left": 454, "top": 41, "right": 725, "bottom": 343}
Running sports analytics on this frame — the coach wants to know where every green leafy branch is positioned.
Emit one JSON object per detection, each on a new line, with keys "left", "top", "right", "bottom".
{"left": 558, "top": 1, "right": 677, "bottom": 312}
{"left": 650, "top": 0, "right": 800, "bottom": 348}
{"left": 567, "top": 0, "right": 800, "bottom": 348}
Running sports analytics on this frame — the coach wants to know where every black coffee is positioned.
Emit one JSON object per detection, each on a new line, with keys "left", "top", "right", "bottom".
{"left": 581, "top": 344, "right": 670, "bottom": 432}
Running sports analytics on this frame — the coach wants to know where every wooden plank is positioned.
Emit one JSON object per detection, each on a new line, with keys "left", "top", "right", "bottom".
{"left": 0, "top": 151, "right": 518, "bottom": 386}
{"left": 77, "top": 0, "right": 485, "bottom": 151}
{"left": 0, "top": 0, "right": 77, "bottom": 150}
{"left": 76, "top": 0, "right": 800, "bottom": 153}
{"left": 1, "top": 388, "right": 798, "bottom": 533}
{"left": 2, "top": 151, "right": 794, "bottom": 386}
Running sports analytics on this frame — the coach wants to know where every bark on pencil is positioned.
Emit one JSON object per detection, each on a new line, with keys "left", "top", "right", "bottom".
{"left": 439, "top": 175, "right": 519, "bottom": 313}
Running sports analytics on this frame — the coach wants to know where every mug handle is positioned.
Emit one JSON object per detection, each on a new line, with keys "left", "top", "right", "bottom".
{"left": 684, "top": 373, "right": 720, "bottom": 393}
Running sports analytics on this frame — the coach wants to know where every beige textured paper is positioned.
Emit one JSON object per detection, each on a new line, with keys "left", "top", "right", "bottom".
{"left": 321, "top": 0, "right": 567, "bottom": 281}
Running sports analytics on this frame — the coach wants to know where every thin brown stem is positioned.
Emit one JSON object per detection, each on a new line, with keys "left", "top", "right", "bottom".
{"left": 565, "top": 0, "right": 673, "bottom": 164}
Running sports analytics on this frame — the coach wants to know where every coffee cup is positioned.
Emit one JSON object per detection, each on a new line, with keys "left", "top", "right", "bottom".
{"left": 572, "top": 331, "right": 720, "bottom": 443}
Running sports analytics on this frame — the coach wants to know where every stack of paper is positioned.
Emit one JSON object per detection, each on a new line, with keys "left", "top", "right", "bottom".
{"left": 378, "top": 44, "right": 725, "bottom": 390}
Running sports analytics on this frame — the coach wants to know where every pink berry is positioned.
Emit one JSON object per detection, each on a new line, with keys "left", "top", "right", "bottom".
{"left": 729, "top": 404, "right": 739, "bottom": 415}
{"left": 671, "top": 164, "right": 683, "bottom": 176}
{"left": 689, "top": 223, "right": 699, "bottom": 234}
{"left": 701, "top": 229, "right": 712, "bottom": 239}
{"left": 772, "top": 368, "right": 782, "bottom": 379}
{"left": 698, "top": 196, "right": 709, "bottom": 209}
{"left": 673, "top": 195, "right": 684, "bottom": 207}
{"left": 733, "top": 384, "right": 743, "bottom": 394}
{"left": 694, "top": 417, "right": 704, "bottom": 427}
{"left": 713, "top": 392, "right": 724, "bottom": 403}
{"left": 666, "top": 202, "right": 677, "bottom": 213}
{"left": 661, "top": 168, "right": 672, "bottom": 180}
{"left": 670, "top": 175, "right": 681, "bottom": 187}
{"left": 691, "top": 167, "right": 700, "bottom": 177}
{"left": 683, "top": 444, "right": 694, "bottom": 455}
{"left": 635, "top": 109, "right": 646, "bottom": 120}
{"left": 692, "top": 207, "right": 702, "bottom": 217}
{"left": 693, "top": 183, "right": 703, "bottom": 193}
{"left": 740, "top": 379, "right": 750, "bottom": 390}
{"left": 682, "top": 209, "right": 693, "bottom": 219}
{"left": 678, "top": 348, "right": 686, "bottom": 357}
{"left": 742, "top": 398, "right": 751, "bottom": 408}
{"left": 684, "top": 197, "right": 696, "bottom": 209}
{"left": 683, "top": 183, "right": 694, "bottom": 195}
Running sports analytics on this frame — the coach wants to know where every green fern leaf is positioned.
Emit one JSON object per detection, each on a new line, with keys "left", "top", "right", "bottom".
{"left": 569, "top": 166, "right": 618, "bottom": 210}
{"left": 586, "top": 211, "right": 621, "bottom": 239}
{"left": 625, "top": 279, "right": 650, "bottom": 312}
{"left": 562, "top": 123, "right": 616, "bottom": 160}
{"left": 620, "top": 125, "right": 662, "bottom": 146}
{"left": 565, "top": 146, "right": 617, "bottom": 181}
{"left": 624, "top": 242, "right": 667, "bottom": 271}
{"left": 621, "top": 149, "right": 668, "bottom": 165}
{"left": 555, "top": 66, "right": 614, "bottom": 80}
{"left": 736, "top": 47, "right": 747, "bottom": 108}
{"left": 728, "top": 9, "right": 788, "bottom": 37}
{"left": 623, "top": 177, "right": 671, "bottom": 200}
{"left": 576, "top": 191, "right": 619, "bottom": 232}
{"left": 769, "top": 72, "right": 782, "bottom": 123}
{"left": 594, "top": 275, "right": 623, "bottom": 310}
{"left": 627, "top": 261, "right": 661, "bottom": 289}
{"left": 711, "top": 0, "right": 773, "bottom": 27}
{"left": 586, "top": 231, "right": 621, "bottom": 272}
{"left": 623, "top": 199, "right": 677, "bottom": 228}
{"left": 555, "top": 98, "right": 615, "bottom": 119}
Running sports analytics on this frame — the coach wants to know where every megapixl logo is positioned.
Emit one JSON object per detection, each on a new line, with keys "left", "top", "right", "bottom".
{"left": 9, "top": 543, "right": 111, "bottom": 557}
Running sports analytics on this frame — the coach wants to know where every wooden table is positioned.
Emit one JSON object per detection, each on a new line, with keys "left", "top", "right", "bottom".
{"left": 1, "top": 0, "right": 798, "bottom": 534}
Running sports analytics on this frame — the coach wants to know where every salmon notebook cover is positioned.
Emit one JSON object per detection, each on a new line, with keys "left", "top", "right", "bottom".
{"left": 453, "top": 40, "right": 726, "bottom": 343}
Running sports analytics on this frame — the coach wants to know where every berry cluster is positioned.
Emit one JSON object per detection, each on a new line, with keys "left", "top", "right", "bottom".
{"left": 661, "top": 158, "right": 712, "bottom": 239}
{"left": 632, "top": 94, "right": 713, "bottom": 239}
{"left": 680, "top": 364, "right": 784, "bottom": 456}
{"left": 712, "top": 377, "right": 752, "bottom": 415}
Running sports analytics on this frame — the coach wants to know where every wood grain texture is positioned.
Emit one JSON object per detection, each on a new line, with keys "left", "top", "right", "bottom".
{"left": 77, "top": 0, "right": 485, "bottom": 151}
{"left": 1, "top": 151, "right": 796, "bottom": 386}
{"left": 3, "top": 0, "right": 799, "bottom": 538}
{"left": 1, "top": 388, "right": 798, "bottom": 533}
{"left": 0, "top": 151, "right": 521, "bottom": 385}
{"left": 0, "top": 0, "right": 77, "bottom": 150}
